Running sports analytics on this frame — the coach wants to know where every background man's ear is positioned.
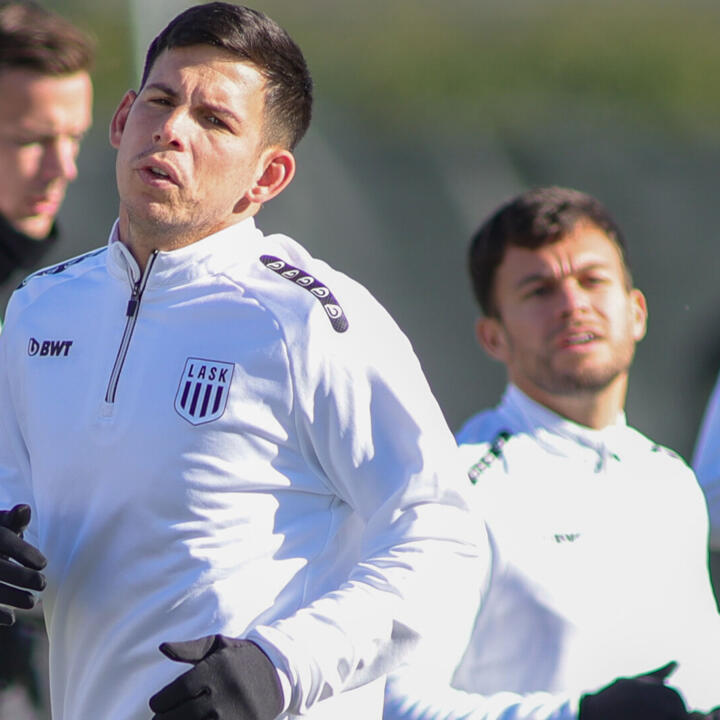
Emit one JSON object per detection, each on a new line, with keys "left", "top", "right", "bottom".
{"left": 109, "top": 91, "right": 137, "bottom": 149}
{"left": 630, "top": 288, "right": 648, "bottom": 342}
{"left": 475, "top": 316, "right": 510, "bottom": 363}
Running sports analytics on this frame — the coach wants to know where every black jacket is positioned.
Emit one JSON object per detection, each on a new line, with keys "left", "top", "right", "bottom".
{"left": 0, "top": 214, "right": 58, "bottom": 319}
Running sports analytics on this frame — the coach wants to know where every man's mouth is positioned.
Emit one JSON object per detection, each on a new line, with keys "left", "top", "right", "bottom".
{"left": 28, "top": 195, "right": 63, "bottom": 214}
{"left": 564, "top": 332, "right": 597, "bottom": 346}
{"left": 138, "top": 157, "right": 180, "bottom": 186}
{"left": 554, "top": 328, "right": 605, "bottom": 350}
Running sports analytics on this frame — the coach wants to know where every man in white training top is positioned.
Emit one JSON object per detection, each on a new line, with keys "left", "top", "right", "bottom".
{"left": 384, "top": 186, "right": 720, "bottom": 720}
{"left": 0, "top": 4, "right": 484, "bottom": 719}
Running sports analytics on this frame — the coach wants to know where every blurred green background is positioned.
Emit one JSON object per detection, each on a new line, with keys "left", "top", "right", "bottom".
{"left": 4, "top": 1, "right": 720, "bottom": 717}
{"left": 46, "top": 0, "right": 720, "bottom": 458}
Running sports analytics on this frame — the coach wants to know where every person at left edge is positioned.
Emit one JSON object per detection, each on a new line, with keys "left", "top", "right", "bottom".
{"left": 693, "top": 376, "right": 720, "bottom": 549}
{"left": 0, "top": 3, "right": 486, "bottom": 720}
{"left": 0, "top": 3, "right": 93, "bottom": 717}
{"left": 0, "top": 0, "right": 94, "bottom": 320}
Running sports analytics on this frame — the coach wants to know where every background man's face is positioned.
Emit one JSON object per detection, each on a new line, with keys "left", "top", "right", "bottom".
{"left": 0, "top": 69, "right": 92, "bottom": 239}
{"left": 482, "top": 223, "right": 647, "bottom": 402}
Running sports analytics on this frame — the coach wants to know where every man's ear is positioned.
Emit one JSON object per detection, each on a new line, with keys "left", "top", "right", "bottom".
{"left": 630, "top": 288, "right": 648, "bottom": 342}
{"left": 242, "top": 148, "right": 296, "bottom": 208}
{"left": 475, "top": 316, "right": 510, "bottom": 363}
{"left": 109, "top": 91, "right": 137, "bottom": 149}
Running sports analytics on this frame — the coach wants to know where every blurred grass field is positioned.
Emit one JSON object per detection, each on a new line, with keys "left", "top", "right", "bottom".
{"left": 58, "top": 0, "right": 720, "bottom": 138}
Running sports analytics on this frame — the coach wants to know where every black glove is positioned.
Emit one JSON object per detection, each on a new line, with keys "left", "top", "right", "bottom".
{"left": 690, "top": 709, "right": 720, "bottom": 719}
{"left": 579, "top": 661, "right": 690, "bottom": 720}
{"left": 0, "top": 504, "right": 47, "bottom": 627}
{"left": 149, "top": 634, "right": 284, "bottom": 720}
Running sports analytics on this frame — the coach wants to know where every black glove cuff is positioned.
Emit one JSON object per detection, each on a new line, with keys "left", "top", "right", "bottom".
{"left": 215, "top": 636, "right": 284, "bottom": 719}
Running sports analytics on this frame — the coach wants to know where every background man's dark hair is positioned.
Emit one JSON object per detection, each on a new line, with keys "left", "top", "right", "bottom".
{"left": 469, "top": 185, "right": 632, "bottom": 317}
{"left": 141, "top": 1, "right": 313, "bottom": 151}
{"left": 0, "top": 0, "right": 95, "bottom": 75}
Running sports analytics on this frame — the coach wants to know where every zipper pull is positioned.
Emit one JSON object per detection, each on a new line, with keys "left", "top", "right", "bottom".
{"left": 126, "top": 280, "right": 141, "bottom": 317}
{"left": 125, "top": 250, "right": 158, "bottom": 317}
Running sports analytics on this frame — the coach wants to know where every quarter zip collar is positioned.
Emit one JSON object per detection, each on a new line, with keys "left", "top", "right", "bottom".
{"left": 104, "top": 249, "right": 159, "bottom": 406}
{"left": 105, "top": 217, "right": 265, "bottom": 289}
{"left": 500, "top": 384, "right": 629, "bottom": 468}
{"left": 101, "top": 217, "right": 265, "bottom": 413}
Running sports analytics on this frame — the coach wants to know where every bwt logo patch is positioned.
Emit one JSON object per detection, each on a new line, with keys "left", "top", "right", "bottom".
{"left": 175, "top": 357, "right": 234, "bottom": 425}
{"left": 27, "top": 337, "right": 73, "bottom": 357}
{"left": 260, "top": 255, "right": 349, "bottom": 333}
{"left": 553, "top": 533, "right": 581, "bottom": 544}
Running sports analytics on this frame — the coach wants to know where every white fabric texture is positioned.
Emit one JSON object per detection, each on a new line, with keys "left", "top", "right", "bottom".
{"left": 0, "top": 217, "right": 486, "bottom": 720}
{"left": 384, "top": 384, "right": 720, "bottom": 720}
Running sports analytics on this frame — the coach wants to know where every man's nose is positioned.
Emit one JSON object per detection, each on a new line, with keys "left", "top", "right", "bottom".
{"left": 153, "top": 110, "right": 187, "bottom": 150}
{"left": 557, "top": 280, "right": 591, "bottom": 316}
{"left": 40, "top": 137, "right": 80, "bottom": 184}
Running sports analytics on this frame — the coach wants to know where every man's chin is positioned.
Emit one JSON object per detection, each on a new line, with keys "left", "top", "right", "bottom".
{"left": 547, "top": 366, "right": 623, "bottom": 395}
{"left": 126, "top": 202, "right": 185, "bottom": 230}
{"left": 12, "top": 215, "right": 55, "bottom": 241}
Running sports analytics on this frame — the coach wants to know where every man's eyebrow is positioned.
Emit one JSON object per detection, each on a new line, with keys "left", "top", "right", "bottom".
{"left": 201, "top": 101, "right": 242, "bottom": 126}
{"left": 142, "top": 83, "right": 241, "bottom": 125}
{"left": 515, "top": 262, "right": 611, "bottom": 290}
{"left": 515, "top": 272, "right": 550, "bottom": 290}
{"left": 143, "top": 82, "right": 177, "bottom": 98}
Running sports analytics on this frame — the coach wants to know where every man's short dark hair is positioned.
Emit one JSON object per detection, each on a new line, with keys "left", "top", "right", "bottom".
{"left": 469, "top": 186, "right": 632, "bottom": 317}
{"left": 0, "top": 0, "right": 94, "bottom": 75}
{"left": 141, "top": 2, "right": 313, "bottom": 151}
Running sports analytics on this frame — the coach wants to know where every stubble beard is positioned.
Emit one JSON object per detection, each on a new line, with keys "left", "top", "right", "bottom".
{"left": 124, "top": 195, "right": 211, "bottom": 251}
{"left": 528, "top": 340, "right": 636, "bottom": 397}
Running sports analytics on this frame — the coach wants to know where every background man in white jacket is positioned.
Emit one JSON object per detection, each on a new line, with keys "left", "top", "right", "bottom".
{"left": 0, "top": 3, "right": 484, "bottom": 719}
{"left": 693, "top": 378, "right": 720, "bottom": 546}
{"left": 384, "top": 186, "right": 720, "bottom": 720}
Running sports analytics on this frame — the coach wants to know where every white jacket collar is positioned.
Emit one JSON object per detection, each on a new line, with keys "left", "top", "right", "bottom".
{"left": 500, "top": 384, "right": 630, "bottom": 464}
{"left": 106, "top": 217, "right": 264, "bottom": 288}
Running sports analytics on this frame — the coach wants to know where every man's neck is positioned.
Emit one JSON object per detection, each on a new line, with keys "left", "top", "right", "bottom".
{"left": 512, "top": 377, "right": 628, "bottom": 430}
{"left": 116, "top": 206, "right": 257, "bottom": 273}
{"left": 118, "top": 224, "right": 198, "bottom": 274}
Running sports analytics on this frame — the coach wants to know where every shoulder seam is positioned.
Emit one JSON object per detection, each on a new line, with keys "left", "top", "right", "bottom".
{"left": 259, "top": 254, "right": 349, "bottom": 333}
{"left": 467, "top": 430, "right": 512, "bottom": 484}
{"left": 650, "top": 442, "right": 687, "bottom": 464}
{"left": 17, "top": 246, "right": 107, "bottom": 290}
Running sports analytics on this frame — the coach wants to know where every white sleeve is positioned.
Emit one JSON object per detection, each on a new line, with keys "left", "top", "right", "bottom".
{"left": 693, "top": 372, "right": 720, "bottom": 548}
{"left": 0, "top": 321, "right": 38, "bottom": 546}
{"left": 381, "top": 512, "right": 577, "bottom": 720}
{"left": 247, "top": 302, "right": 489, "bottom": 715}
{"left": 384, "top": 670, "right": 577, "bottom": 720}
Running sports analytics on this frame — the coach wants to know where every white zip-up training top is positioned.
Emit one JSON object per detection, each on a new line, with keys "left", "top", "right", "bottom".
{"left": 384, "top": 384, "right": 720, "bottom": 720}
{"left": 0, "top": 218, "right": 485, "bottom": 720}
